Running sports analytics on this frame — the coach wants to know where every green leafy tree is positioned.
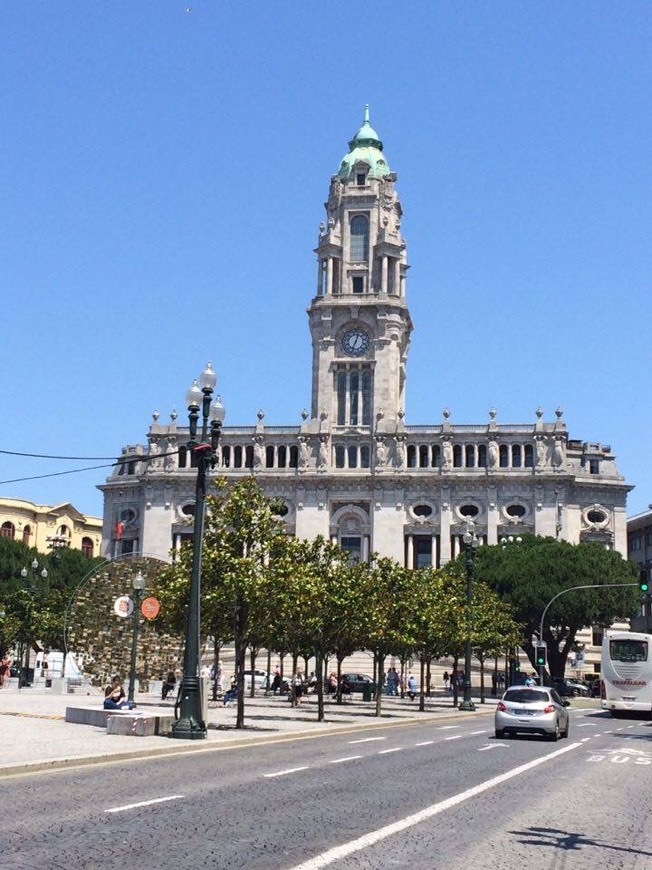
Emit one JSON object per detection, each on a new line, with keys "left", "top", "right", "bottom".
{"left": 474, "top": 534, "right": 639, "bottom": 679}
{"left": 155, "top": 477, "right": 293, "bottom": 728}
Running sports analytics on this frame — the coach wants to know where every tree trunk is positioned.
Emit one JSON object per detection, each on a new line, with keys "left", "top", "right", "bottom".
{"left": 479, "top": 653, "right": 485, "bottom": 703}
{"left": 452, "top": 655, "right": 459, "bottom": 707}
{"left": 265, "top": 648, "right": 272, "bottom": 695}
{"left": 336, "top": 656, "right": 343, "bottom": 704}
{"left": 426, "top": 659, "right": 431, "bottom": 697}
{"left": 316, "top": 649, "right": 324, "bottom": 723}
{"left": 374, "top": 653, "right": 384, "bottom": 717}
{"left": 419, "top": 655, "right": 425, "bottom": 711}
{"left": 234, "top": 592, "right": 246, "bottom": 729}
{"left": 249, "top": 647, "right": 257, "bottom": 698}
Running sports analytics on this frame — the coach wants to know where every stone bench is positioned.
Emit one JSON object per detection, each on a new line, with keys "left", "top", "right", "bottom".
{"left": 105, "top": 711, "right": 174, "bottom": 737}
{"left": 65, "top": 706, "right": 136, "bottom": 727}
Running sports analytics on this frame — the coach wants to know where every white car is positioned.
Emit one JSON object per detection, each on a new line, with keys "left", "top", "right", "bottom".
{"left": 243, "top": 669, "right": 269, "bottom": 689}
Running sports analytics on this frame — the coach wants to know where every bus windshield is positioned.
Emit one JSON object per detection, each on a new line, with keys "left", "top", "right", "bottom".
{"left": 609, "top": 639, "right": 648, "bottom": 663}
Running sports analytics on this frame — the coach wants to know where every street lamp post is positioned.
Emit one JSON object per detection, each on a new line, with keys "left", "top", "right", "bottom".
{"left": 19, "top": 559, "right": 48, "bottom": 688}
{"left": 171, "top": 362, "right": 225, "bottom": 740}
{"left": 127, "top": 570, "right": 146, "bottom": 705}
{"left": 459, "top": 521, "right": 479, "bottom": 712}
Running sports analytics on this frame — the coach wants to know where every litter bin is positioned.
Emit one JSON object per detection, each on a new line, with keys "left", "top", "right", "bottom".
{"left": 362, "top": 683, "right": 374, "bottom": 702}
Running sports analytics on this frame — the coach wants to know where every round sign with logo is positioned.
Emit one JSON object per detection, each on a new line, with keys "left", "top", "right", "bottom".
{"left": 114, "top": 595, "right": 134, "bottom": 618}
{"left": 141, "top": 596, "right": 161, "bottom": 620}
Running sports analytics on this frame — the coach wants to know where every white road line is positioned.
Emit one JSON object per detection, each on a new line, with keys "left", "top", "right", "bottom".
{"left": 470, "top": 730, "right": 487, "bottom": 735}
{"left": 438, "top": 725, "right": 459, "bottom": 730}
{"left": 444, "top": 735, "right": 462, "bottom": 741}
{"left": 378, "top": 748, "right": 402, "bottom": 754}
{"left": 349, "top": 737, "right": 386, "bottom": 744}
{"left": 581, "top": 737, "right": 592, "bottom": 742}
{"left": 287, "top": 742, "right": 581, "bottom": 870}
{"left": 414, "top": 741, "right": 434, "bottom": 746}
{"left": 105, "top": 795, "right": 184, "bottom": 814}
{"left": 264, "top": 766, "right": 309, "bottom": 778}
{"left": 478, "top": 744, "right": 507, "bottom": 751}
{"left": 329, "top": 755, "right": 362, "bottom": 764}
{"left": 577, "top": 723, "right": 594, "bottom": 727}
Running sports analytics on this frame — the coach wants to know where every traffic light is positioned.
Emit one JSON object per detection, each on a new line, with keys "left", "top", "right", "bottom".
{"left": 514, "top": 659, "right": 521, "bottom": 673}
{"left": 640, "top": 570, "right": 649, "bottom": 594}
{"left": 535, "top": 643, "right": 547, "bottom": 668}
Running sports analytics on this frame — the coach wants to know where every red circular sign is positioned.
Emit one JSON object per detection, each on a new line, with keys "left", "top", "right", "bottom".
{"left": 141, "top": 596, "right": 161, "bottom": 620}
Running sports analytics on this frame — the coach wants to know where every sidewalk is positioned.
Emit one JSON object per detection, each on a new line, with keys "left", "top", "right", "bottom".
{"left": 0, "top": 686, "right": 498, "bottom": 777}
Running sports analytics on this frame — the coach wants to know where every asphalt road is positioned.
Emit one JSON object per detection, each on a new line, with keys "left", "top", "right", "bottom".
{"left": 2, "top": 707, "right": 652, "bottom": 870}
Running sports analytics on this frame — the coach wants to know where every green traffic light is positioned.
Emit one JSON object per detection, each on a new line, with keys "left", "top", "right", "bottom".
{"left": 641, "top": 582, "right": 649, "bottom": 592}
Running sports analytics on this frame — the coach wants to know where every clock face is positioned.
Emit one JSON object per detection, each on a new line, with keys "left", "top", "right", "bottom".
{"left": 341, "top": 329, "right": 370, "bottom": 356}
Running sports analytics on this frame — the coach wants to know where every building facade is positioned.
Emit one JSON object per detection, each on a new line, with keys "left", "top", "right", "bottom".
{"left": 100, "top": 110, "right": 631, "bottom": 568}
{"left": 0, "top": 496, "right": 102, "bottom": 557}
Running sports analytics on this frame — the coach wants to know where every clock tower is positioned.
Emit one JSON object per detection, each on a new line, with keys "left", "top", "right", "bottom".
{"left": 308, "top": 107, "right": 412, "bottom": 434}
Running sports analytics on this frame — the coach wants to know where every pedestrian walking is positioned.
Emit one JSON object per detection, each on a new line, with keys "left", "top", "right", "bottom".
{"left": 443, "top": 670, "right": 449, "bottom": 691}
{"left": 407, "top": 673, "right": 417, "bottom": 701}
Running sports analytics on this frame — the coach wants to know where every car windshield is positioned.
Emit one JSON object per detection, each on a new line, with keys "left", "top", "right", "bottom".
{"left": 504, "top": 689, "right": 549, "bottom": 704}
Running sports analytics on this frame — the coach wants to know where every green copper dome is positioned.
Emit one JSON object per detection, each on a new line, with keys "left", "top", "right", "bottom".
{"left": 337, "top": 105, "right": 391, "bottom": 180}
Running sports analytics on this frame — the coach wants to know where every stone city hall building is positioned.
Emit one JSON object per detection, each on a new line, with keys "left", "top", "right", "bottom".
{"left": 100, "top": 109, "right": 631, "bottom": 568}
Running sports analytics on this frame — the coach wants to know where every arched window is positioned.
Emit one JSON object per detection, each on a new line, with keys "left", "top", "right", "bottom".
{"left": 477, "top": 445, "right": 487, "bottom": 467}
{"left": 499, "top": 445, "right": 509, "bottom": 467}
{"left": 350, "top": 215, "right": 369, "bottom": 261}
{"left": 407, "top": 445, "right": 417, "bottom": 468}
{"left": 289, "top": 445, "right": 298, "bottom": 468}
{"left": 465, "top": 445, "right": 475, "bottom": 468}
{"left": 350, "top": 372, "right": 360, "bottom": 425}
{"left": 524, "top": 444, "right": 534, "bottom": 467}
{"left": 1, "top": 521, "right": 15, "bottom": 539}
{"left": 453, "top": 444, "right": 463, "bottom": 468}
{"left": 431, "top": 445, "right": 440, "bottom": 467}
{"left": 221, "top": 445, "right": 231, "bottom": 468}
{"left": 337, "top": 372, "right": 347, "bottom": 425}
{"left": 81, "top": 537, "right": 94, "bottom": 557}
{"left": 277, "top": 445, "right": 287, "bottom": 468}
{"left": 22, "top": 525, "right": 31, "bottom": 545}
{"left": 512, "top": 445, "right": 522, "bottom": 468}
{"left": 178, "top": 446, "right": 187, "bottom": 468}
{"left": 266, "top": 445, "right": 275, "bottom": 468}
{"left": 419, "top": 445, "right": 429, "bottom": 468}
{"left": 360, "top": 445, "right": 370, "bottom": 467}
{"left": 233, "top": 445, "right": 243, "bottom": 468}
{"left": 245, "top": 445, "right": 254, "bottom": 469}
{"left": 361, "top": 371, "right": 372, "bottom": 425}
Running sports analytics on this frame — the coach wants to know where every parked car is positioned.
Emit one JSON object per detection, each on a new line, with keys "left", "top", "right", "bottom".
{"left": 342, "top": 673, "right": 374, "bottom": 693}
{"left": 495, "top": 685, "right": 571, "bottom": 740}
{"left": 242, "top": 670, "right": 269, "bottom": 689}
{"left": 552, "top": 678, "right": 591, "bottom": 698}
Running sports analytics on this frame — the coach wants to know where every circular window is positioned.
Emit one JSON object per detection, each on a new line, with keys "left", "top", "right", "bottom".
{"left": 119, "top": 508, "right": 137, "bottom": 525}
{"left": 505, "top": 504, "right": 527, "bottom": 518}
{"left": 413, "top": 504, "right": 433, "bottom": 518}
{"left": 181, "top": 504, "right": 195, "bottom": 517}
{"left": 459, "top": 504, "right": 479, "bottom": 518}
{"left": 587, "top": 509, "right": 607, "bottom": 524}
{"left": 271, "top": 501, "right": 289, "bottom": 517}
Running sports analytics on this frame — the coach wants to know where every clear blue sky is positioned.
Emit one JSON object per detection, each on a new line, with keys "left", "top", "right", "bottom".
{"left": 1, "top": 2, "right": 650, "bottom": 518}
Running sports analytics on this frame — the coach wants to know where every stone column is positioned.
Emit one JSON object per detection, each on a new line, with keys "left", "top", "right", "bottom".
{"left": 406, "top": 534, "right": 414, "bottom": 569}
{"left": 382, "top": 256, "right": 388, "bottom": 293}
{"left": 439, "top": 505, "right": 451, "bottom": 564}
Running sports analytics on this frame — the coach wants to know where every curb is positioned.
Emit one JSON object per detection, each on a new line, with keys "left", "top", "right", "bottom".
{"left": 0, "top": 704, "right": 496, "bottom": 778}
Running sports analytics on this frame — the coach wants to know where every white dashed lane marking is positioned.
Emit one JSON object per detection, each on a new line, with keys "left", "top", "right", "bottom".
{"left": 470, "top": 730, "right": 488, "bottom": 735}
{"left": 415, "top": 741, "right": 434, "bottom": 746}
{"left": 378, "top": 748, "right": 402, "bottom": 755}
{"left": 349, "top": 737, "right": 386, "bottom": 744}
{"left": 330, "top": 755, "right": 362, "bottom": 764}
{"left": 105, "top": 795, "right": 185, "bottom": 813}
{"left": 264, "top": 766, "right": 310, "bottom": 778}
{"left": 444, "top": 735, "right": 462, "bottom": 741}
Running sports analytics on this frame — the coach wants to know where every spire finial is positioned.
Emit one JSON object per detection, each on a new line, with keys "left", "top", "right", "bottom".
{"left": 363, "top": 104, "right": 370, "bottom": 124}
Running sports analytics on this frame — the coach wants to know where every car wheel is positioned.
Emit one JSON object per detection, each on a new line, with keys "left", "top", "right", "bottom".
{"left": 548, "top": 720, "right": 560, "bottom": 741}
{"left": 495, "top": 729, "right": 504, "bottom": 739}
{"left": 562, "top": 719, "right": 570, "bottom": 738}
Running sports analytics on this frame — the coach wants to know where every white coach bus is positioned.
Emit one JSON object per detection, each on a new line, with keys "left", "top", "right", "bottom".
{"left": 601, "top": 630, "right": 652, "bottom": 718}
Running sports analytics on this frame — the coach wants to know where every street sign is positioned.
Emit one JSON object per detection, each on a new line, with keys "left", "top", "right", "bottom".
{"left": 141, "top": 596, "right": 160, "bottom": 620}
{"left": 113, "top": 595, "right": 134, "bottom": 618}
